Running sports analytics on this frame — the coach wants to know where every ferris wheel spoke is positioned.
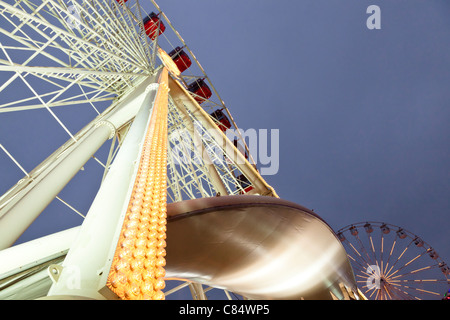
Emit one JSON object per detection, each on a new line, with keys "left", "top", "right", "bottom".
{"left": 365, "top": 233, "right": 378, "bottom": 265}
{"left": 344, "top": 239, "right": 374, "bottom": 272}
{"left": 383, "top": 238, "right": 415, "bottom": 278}
{"left": 391, "top": 278, "right": 450, "bottom": 284}
{"left": 353, "top": 232, "right": 376, "bottom": 267}
{"left": 382, "top": 237, "right": 397, "bottom": 276}
{"left": 91, "top": 0, "right": 153, "bottom": 66}
{"left": 385, "top": 249, "right": 428, "bottom": 279}
{"left": 385, "top": 283, "right": 419, "bottom": 300}
{"left": 11, "top": 72, "right": 77, "bottom": 141}
{"left": 389, "top": 281, "right": 442, "bottom": 298}
{"left": 129, "top": 0, "right": 158, "bottom": 65}
{"left": 388, "top": 264, "right": 440, "bottom": 282}
{"left": 0, "top": 2, "right": 146, "bottom": 71}
{"left": 380, "top": 230, "right": 386, "bottom": 274}
{"left": 0, "top": 75, "right": 116, "bottom": 113}
{"left": 345, "top": 243, "right": 369, "bottom": 271}
{"left": 361, "top": 283, "right": 378, "bottom": 299}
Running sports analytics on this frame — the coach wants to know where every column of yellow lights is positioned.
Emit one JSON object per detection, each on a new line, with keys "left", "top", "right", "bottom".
{"left": 106, "top": 68, "right": 169, "bottom": 300}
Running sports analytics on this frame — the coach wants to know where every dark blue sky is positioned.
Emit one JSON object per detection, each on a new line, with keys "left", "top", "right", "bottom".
{"left": 0, "top": 0, "right": 449, "bottom": 297}
{"left": 156, "top": 0, "right": 450, "bottom": 260}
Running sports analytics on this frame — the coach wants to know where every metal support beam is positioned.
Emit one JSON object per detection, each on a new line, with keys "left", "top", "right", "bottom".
{"left": 46, "top": 75, "right": 161, "bottom": 299}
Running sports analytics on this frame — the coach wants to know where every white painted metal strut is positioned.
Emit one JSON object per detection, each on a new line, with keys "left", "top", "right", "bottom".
{"left": 46, "top": 74, "right": 162, "bottom": 300}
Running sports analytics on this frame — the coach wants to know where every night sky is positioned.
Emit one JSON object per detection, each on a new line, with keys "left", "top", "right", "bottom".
{"left": 0, "top": 0, "right": 449, "bottom": 298}
{"left": 154, "top": 0, "right": 450, "bottom": 261}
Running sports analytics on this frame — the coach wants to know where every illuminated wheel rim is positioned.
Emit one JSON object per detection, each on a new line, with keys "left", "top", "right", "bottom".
{"left": 337, "top": 222, "right": 450, "bottom": 300}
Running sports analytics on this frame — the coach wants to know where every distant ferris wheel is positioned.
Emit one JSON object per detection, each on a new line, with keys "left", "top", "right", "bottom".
{"left": 337, "top": 222, "right": 450, "bottom": 300}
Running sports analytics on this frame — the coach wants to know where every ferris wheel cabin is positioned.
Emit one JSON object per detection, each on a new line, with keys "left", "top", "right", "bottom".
{"left": 143, "top": 12, "right": 166, "bottom": 40}
{"left": 210, "top": 109, "right": 231, "bottom": 132}
{"left": 187, "top": 79, "right": 212, "bottom": 104}
{"left": 237, "top": 174, "right": 254, "bottom": 194}
{"left": 168, "top": 47, "right": 192, "bottom": 73}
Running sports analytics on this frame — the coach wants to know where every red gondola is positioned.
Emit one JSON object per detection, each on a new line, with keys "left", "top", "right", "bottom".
{"left": 143, "top": 12, "right": 166, "bottom": 40}
{"left": 168, "top": 47, "right": 192, "bottom": 73}
{"left": 210, "top": 109, "right": 231, "bottom": 132}
{"left": 237, "top": 174, "right": 254, "bottom": 194}
{"left": 187, "top": 79, "right": 212, "bottom": 104}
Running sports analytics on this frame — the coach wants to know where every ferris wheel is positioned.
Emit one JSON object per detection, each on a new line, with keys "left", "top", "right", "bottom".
{"left": 0, "top": 0, "right": 280, "bottom": 300}
{"left": 0, "top": 0, "right": 366, "bottom": 301}
{"left": 337, "top": 222, "right": 450, "bottom": 300}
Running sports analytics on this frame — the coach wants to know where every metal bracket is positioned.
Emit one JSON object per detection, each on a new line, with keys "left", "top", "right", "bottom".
{"left": 48, "top": 264, "right": 63, "bottom": 284}
{"left": 95, "top": 120, "right": 117, "bottom": 139}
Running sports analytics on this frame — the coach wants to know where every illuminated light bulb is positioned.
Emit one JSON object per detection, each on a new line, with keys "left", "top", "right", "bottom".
{"left": 124, "top": 283, "right": 142, "bottom": 300}
{"left": 141, "top": 279, "right": 154, "bottom": 294}
{"left": 130, "top": 258, "right": 145, "bottom": 271}
{"left": 156, "top": 256, "right": 166, "bottom": 267}
{"left": 138, "top": 174, "right": 148, "bottom": 182}
{"left": 145, "top": 246, "right": 157, "bottom": 257}
{"left": 120, "top": 238, "right": 135, "bottom": 249}
{"left": 141, "top": 201, "right": 152, "bottom": 210}
{"left": 143, "top": 195, "right": 153, "bottom": 202}
{"left": 149, "top": 216, "right": 159, "bottom": 224}
{"left": 132, "top": 247, "right": 146, "bottom": 259}
{"left": 127, "top": 208, "right": 140, "bottom": 217}
{"left": 139, "top": 215, "right": 151, "bottom": 224}
{"left": 131, "top": 196, "right": 144, "bottom": 204}
{"left": 146, "top": 238, "right": 157, "bottom": 248}
{"left": 136, "top": 230, "right": 150, "bottom": 241}
{"left": 123, "top": 227, "right": 138, "bottom": 239}
{"left": 129, "top": 205, "right": 142, "bottom": 213}
{"left": 157, "top": 225, "right": 167, "bottom": 234}
{"left": 108, "top": 279, "right": 125, "bottom": 298}
{"left": 155, "top": 267, "right": 165, "bottom": 278}
{"left": 157, "top": 232, "right": 166, "bottom": 241}
{"left": 148, "top": 230, "right": 158, "bottom": 239}
{"left": 113, "top": 259, "right": 130, "bottom": 273}
{"left": 118, "top": 247, "right": 133, "bottom": 260}
{"left": 156, "top": 247, "right": 166, "bottom": 257}
{"left": 154, "top": 277, "right": 166, "bottom": 290}
{"left": 125, "top": 220, "right": 139, "bottom": 230}
{"left": 108, "top": 271, "right": 127, "bottom": 288}
{"left": 137, "top": 220, "right": 150, "bottom": 230}
{"left": 152, "top": 290, "right": 165, "bottom": 300}
{"left": 134, "top": 237, "right": 148, "bottom": 249}
{"left": 130, "top": 270, "right": 143, "bottom": 284}
{"left": 144, "top": 257, "right": 157, "bottom": 269}
{"left": 134, "top": 185, "right": 146, "bottom": 194}
{"left": 159, "top": 212, "right": 167, "bottom": 220}
{"left": 142, "top": 268, "right": 156, "bottom": 281}
{"left": 137, "top": 175, "right": 148, "bottom": 183}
